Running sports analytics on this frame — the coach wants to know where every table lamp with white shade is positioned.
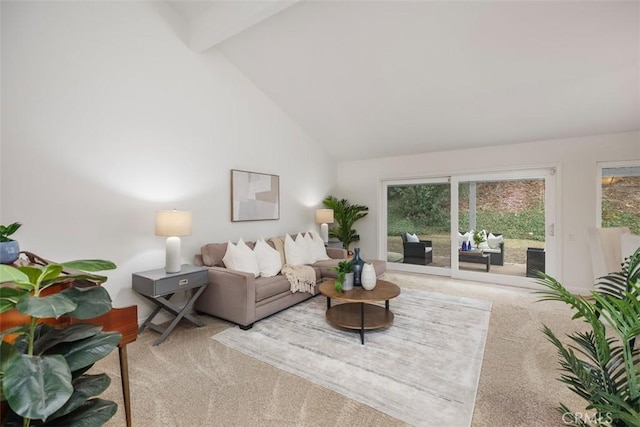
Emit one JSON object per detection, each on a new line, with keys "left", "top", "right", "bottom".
{"left": 315, "top": 208, "right": 334, "bottom": 244}
{"left": 155, "top": 210, "right": 192, "bottom": 274}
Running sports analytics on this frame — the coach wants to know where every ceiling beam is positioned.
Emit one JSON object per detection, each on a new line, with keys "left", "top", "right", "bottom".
{"left": 188, "top": 0, "right": 299, "bottom": 52}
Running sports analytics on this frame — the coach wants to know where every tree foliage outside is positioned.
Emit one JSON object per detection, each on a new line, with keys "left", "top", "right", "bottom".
{"left": 387, "top": 184, "right": 450, "bottom": 235}
{"left": 601, "top": 175, "right": 640, "bottom": 235}
{"left": 387, "top": 181, "right": 545, "bottom": 241}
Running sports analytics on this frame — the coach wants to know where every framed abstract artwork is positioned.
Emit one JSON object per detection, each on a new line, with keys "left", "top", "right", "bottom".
{"left": 230, "top": 169, "right": 280, "bottom": 221}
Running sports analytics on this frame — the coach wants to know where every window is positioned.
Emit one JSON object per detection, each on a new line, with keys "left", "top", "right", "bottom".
{"left": 598, "top": 163, "right": 640, "bottom": 234}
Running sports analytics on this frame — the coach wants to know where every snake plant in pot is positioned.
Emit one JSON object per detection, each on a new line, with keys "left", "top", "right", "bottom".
{"left": 535, "top": 246, "right": 640, "bottom": 426}
{"left": 0, "top": 258, "right": 120, "bottom": 426}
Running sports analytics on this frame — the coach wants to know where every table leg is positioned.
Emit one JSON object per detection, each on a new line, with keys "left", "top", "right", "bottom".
{"left": 118, "top": 345, "right": 132, "bottom": 427}
{"left": 326, "top": 297, "right": 331, "bottom": 309}
{"left": 385, "top": 299, "right": 390, "bottom": 310}
{"left": 360, "top": 302, "right": 365, "bottom": 345}
{"left": 138, "top": 293, "right": 175, "bottom": 333}
{"left": 151, "top": 286, "right": 208, "bottom": 345}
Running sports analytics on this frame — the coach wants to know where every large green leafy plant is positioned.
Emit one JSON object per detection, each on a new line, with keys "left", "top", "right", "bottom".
{"left": 0, "top": 259, "right": 120, "bottom": 426}
{"left": 535, "top": 247, "right": 640, "bottom": 426}
{"left": 323, "top": 196, "right": 369, "bottom": 251}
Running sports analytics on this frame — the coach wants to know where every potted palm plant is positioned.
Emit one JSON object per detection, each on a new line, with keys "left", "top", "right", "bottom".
{"left": 323, "top": 196, "right": 368, "bottom": 252}
{"left": 535, "top": 247, "right": 640, "bottom": 426}
{"left": 0, "top": 258, "right": 121, "bottom": 426}
{"left": 0, "top": 222, "right": 22, "bottom": 264}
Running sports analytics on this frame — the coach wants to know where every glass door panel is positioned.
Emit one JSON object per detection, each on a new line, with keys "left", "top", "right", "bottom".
{"left": 384, "top": 179, "right": 451, "bottom": 274}
{"left": 456, "top": 178, "right": 545, "bottom": 277}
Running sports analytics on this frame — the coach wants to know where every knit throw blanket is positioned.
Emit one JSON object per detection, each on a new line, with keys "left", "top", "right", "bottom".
{"left": 281, "top": 264, "right": 316, "bottom": 294}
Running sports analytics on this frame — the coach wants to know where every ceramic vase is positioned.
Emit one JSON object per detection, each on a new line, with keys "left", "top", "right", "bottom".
{"left": 352, "top": 248, "right": 364, "bottom": 286}
{"left": 342, "top": 272, "right": 354, "bottom": 291}
{"left": 361, "top": 263, "right": 376, "bottom": 290}
{"left": 0, "top": 240, "right": 19, "bottom": 264}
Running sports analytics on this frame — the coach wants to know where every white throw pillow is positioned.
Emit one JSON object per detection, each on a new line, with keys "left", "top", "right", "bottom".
{"left": 463, "top": 231, "right": 473, "bottom": 245}
{"left": 308, "top": 231, "right": 330, "bottom": 262}
{"left": 487, "top": 233, "right": 504, "bottom": 250}
{"left": 222, "top": 238, "right": 260, "bottom": 277}
{"left": 284, "top": 233, "right": 313, "bottom": 265}
{"left": 406, "top": 233, "right": 420, "bottom": 243}
{"left": 254, "top": 239, "right": 282, "bottom": 277}
{"left": 222, "top": 241, "right": 238, "bottom": 270}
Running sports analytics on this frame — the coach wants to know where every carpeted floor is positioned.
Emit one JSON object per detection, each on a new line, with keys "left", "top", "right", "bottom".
{"left": 98, "top": 271, "right": 585, "bottom": 426}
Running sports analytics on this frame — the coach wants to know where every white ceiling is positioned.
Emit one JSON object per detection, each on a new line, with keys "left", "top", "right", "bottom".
{"left": 168, "top": 1, "right": 640, "bottom": 160}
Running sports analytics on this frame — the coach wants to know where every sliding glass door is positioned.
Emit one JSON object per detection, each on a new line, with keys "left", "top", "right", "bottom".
{"left": 382, "top": 168, "right": 556, "bottom": 285}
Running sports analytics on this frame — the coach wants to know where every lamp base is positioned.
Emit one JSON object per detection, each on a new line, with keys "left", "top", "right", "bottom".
{"left": 165, "top": 236, "right": 182, "bottom": 273}
{"left": 320, "top": 223, "right": 329, "bottom": 244}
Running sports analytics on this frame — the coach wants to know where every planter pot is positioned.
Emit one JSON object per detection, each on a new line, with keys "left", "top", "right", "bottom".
{"left": 361, "top": 263, "right": 377, "bottom": 290}
{"left": 0, "top": 240, "right": 20, "bottom": 264}
{"left": 342, "top": 272, "right": 354, "bottom": 291}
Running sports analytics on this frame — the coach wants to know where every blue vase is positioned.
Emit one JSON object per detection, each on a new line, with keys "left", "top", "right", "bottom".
{"left": 352, "top": 248, "right": 365, "bottom": 286}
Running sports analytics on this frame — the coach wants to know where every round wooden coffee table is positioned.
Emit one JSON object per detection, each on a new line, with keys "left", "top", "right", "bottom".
{"left": 318, "top": 279, "right": 401, "bottom": 345}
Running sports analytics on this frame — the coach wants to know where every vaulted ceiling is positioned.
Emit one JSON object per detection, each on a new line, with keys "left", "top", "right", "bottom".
{"left": 168, "top": 1, "right": 640, "bottom": 160}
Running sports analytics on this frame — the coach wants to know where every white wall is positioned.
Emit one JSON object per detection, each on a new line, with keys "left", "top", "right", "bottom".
{"left": 1, "top": 1, "right": 336, "bottom": 318}
{"left": 337, "top": 132, "right": 640, "bottom": 293}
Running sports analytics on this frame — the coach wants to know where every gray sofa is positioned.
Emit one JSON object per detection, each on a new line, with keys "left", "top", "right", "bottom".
{"left": 193, "top": 237, "right": 387, "bottom": 329}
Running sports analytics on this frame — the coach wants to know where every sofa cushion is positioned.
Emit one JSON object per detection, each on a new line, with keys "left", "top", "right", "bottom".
{"left": 255, "top": 276, "right": 292, "bottom": 302}
{"left": 254, "top": 239, "right": 282, "bottom": 277}
{"left": 201, "top": 242, "right": 227, "bottom": 267}
{"left": 312, "top": 259, "right": 342, "bottom": 279}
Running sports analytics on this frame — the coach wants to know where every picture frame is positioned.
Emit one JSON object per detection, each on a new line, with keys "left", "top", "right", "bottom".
{"left": 230, "top": 169, "right": 280, "bottom": 222}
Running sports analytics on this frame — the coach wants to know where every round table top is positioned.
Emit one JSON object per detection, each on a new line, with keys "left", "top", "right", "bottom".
{"left": 319, "top": 279, "right": 401, "bottom": 303}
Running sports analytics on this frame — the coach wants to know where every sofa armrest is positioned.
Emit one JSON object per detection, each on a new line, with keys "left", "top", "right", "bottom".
{"left": 194, "top": 266, "right": 257, "bottom": 327}
{"left": 326, "top": 247, "right": 347, "bottom": 259}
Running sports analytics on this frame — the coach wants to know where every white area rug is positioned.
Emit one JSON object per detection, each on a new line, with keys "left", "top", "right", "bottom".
{"left": 212, "top": 288, "right": 491, "bottom": 427}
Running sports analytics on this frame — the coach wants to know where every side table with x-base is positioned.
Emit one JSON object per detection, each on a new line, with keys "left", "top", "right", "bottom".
{"left": 133, "top": 265, "right": 208, "bottom": 346}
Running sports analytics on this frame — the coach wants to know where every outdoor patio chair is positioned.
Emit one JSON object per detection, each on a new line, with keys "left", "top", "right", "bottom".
{"left": 401, "top": 232, "right": 433, "bottom": 265}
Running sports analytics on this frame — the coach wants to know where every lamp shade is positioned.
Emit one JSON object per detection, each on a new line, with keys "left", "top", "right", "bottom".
{"left": 155, "top": 210, "right": 192, "bottom": 237}
{"left": 315, "top": 209, "right": 334, "bottom": 224}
